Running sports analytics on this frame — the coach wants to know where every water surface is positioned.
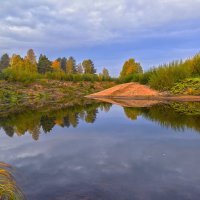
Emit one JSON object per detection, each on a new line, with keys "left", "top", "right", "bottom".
{"left": 0, "top": 101, "right": 200, "bottom": 200}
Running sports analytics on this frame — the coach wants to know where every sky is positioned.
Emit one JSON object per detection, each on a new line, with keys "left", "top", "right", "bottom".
{"left": 0, "top": 0, "right": 200, "bottom": 76}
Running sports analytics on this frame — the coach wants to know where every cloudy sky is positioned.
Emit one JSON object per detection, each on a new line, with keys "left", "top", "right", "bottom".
{"left": 0, "top": 0, "right": 200, "bottom": 75}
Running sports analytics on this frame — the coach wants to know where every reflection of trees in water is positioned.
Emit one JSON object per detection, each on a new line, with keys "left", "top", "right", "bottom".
{"left": 124, "top": 107, "right": 142, "bottom": 120}
{"left": 85, "top": 109, "right": 98, "bottom": 123}
{"left": 123, "top": 102, "right": 200, "bottom": 133}
{"left": 1, "top": 101, "right": 199, "bottom": 140}
{"left": 99, "top": 102, "right": 112, "bottom": 113}
{"left": 3, "top": 126, "right": 14, "bottom": 137}
{"left": 0, "top": 102, "right": 112, "bottom": 141}
{"left": 41, "top": 116, "right": 55, "bottom": 133}
{"left": 29, "top": 125, "right": 41, "bottom": 141}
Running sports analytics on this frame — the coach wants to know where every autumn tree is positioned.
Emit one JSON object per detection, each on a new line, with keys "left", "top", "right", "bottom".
{"left": 120, "top": 58, "right": 143, "bottom": 78}
{"left": 9, "top": 49, "right": 38, "bottom": 74}
{"left": 10, "top": 54, "right": 24, "bottom": 70}
{"left": 24, "top": 57, "right": 38, "bottom": 73}
{"left": 102, "top": 68, "right": 110, "bottom": 78}
{"left": 38, "top": 54, "right": 52, "bottom": 74}
{"left": 0, "top": 53, "right": 10, "bottom": 71}
{"left": 24, "top": 50, "right": 38, "bottom": 73}
{"left": 51, "top": 60, "right": 61, "bottom": 71}
{"left": 66, "top": 56, "right": 76, "bottom": 74}
{"left": 8, "top": 54, "right": 37, "bottom": 81}
{"left": 82, "top": 59, "right": 96, "bottom": 74}
{"left": 29, "top": 125, "right": 40, "bottom": 141}
{"left": 99, "top": 68, "right": 109, "bottom": 81}
{"left": 26, "top": 49, "right": 36, "bottom": 64}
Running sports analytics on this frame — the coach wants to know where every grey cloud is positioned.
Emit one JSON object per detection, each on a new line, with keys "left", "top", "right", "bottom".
{"left": 0, "top": 0, "right": 200, "bottom": 56}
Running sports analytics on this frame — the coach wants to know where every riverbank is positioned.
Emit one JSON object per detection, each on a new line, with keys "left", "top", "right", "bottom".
{"left": 0, "top": 80, "right": 115, "bottom": 115}
{"left": 87, "top": 82, "right": 200, "bottom": 102}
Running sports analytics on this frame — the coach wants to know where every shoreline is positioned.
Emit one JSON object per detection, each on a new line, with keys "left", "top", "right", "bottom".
{"left": 86, "top": 95, "right": 200, "bottom": 102}
{"left": 85, "top": 82, "right": 200, "bottom": 102}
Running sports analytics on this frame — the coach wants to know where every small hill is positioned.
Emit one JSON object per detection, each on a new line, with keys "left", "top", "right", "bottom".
{"left": 87, "top": 83, "right": 160, "bottom": 98}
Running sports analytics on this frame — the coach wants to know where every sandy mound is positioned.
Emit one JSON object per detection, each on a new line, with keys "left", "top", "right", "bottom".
{"left": 87, "top": 83, "right": 160, "bottom": 97}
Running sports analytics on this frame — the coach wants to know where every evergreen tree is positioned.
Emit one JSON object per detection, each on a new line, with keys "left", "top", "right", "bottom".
{"left": 60, "top": 57, "right": 67, "bottom": 72}
{"left": 0, "top": 53, "right": 10, "bottom": 71}
{"left": 82, "top": 59, "right": 96, "bottom": 74}
{"left": 38, "top": 54, "right": 52, "bottom": 74}
{"left": 66, "top": 56, "right": 76, "bottom": 74}
{"left": 40, "top": 116, "right": 55, "bottom": 133}
{"left": 3, "top": 126, "right": 14, "bottom": 137}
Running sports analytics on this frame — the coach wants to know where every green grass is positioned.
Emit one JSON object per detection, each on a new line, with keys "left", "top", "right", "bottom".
{"left": 0, "top": 80, "right": 115, "bottom": 114}
{"left": 170, "top": 78, "right": 200, "bottom": 95}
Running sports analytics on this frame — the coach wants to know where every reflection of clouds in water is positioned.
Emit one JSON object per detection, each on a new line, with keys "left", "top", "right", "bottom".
{"left": 0, "top": 105, "right": 200, "bottom": 199}
{"left": 1, "top": 132, "right": 200, "bottom": 199}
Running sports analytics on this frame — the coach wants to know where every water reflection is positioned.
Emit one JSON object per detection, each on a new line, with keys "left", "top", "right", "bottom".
{"left": 124, "top": 102, "right": 200, "bottom": 132}
{"left": 0, "top": 101, "right": 200, "bottom": 141}
{"left": 0, "top": 102, "right": 112, "bottom": 140}
{"left": 0, "top": 100, "right": 200, "bottom": 200}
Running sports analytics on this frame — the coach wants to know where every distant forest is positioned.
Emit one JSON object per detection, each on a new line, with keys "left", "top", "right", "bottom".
{"left": 0, "top": 49, "right": 199, "bottom": 91}
{"left": 0, "top": 49, "right": 112, "bottom": 82}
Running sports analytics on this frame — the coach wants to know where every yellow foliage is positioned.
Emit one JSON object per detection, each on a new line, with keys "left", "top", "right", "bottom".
{"left": 51, "top": 60, "right": 61, "bottom": 71}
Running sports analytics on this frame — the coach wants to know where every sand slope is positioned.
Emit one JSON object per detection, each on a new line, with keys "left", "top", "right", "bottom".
{"left": 87, "top": 83, "right": 160, "bottom": 97}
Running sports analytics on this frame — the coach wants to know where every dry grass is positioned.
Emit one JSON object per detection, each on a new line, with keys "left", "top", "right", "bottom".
{"left": 0, "top": 162, "right": 25, "bottom": 200}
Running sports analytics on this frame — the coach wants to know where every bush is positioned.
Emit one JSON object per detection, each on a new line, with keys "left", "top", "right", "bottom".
{"left": 118, "top": 53, "right": 200, "bottom": 91}
{"left": 2, "top": 68, "right": 41, "bottom": 83}
{"left": 170, "top": 78, "right": 200, "bottom": 95}
{"left": 148, "top": 61, "right": 193, "bottom": 90}
{"left": 1, "top": 68, "right": 117, "bottom": 83}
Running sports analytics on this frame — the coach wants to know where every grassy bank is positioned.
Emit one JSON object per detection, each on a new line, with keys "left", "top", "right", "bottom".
{"left": 0, "top": 80, "right": 115, "bottom": 114}
{"left": 170, "top": 78, "right": 200, "bottom": 95}
{"left": 119, "top": 53, "right": 200, "bottom": 92}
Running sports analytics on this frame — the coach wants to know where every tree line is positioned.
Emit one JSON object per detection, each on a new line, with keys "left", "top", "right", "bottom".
{"left": 0, "top": 49, "right": 111, "bottom": 82}
{"left": 1, "top": 49, "right": 199, "bottom": 90}
{"left": 118, "top": 54, "right": 200, "bottom": 91}
{"left": 133, "top": 54, "right": 200, "bottom": 90}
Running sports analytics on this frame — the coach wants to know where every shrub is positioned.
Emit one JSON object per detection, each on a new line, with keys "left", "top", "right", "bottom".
{"left": 2, "top": 68, "right": 41, "bottom": 83}
{"left": 0, "top": 162, "right": 25, "bottom": 200}
{"left": 170, "top": 78, "right": 200, "bottom": 95}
